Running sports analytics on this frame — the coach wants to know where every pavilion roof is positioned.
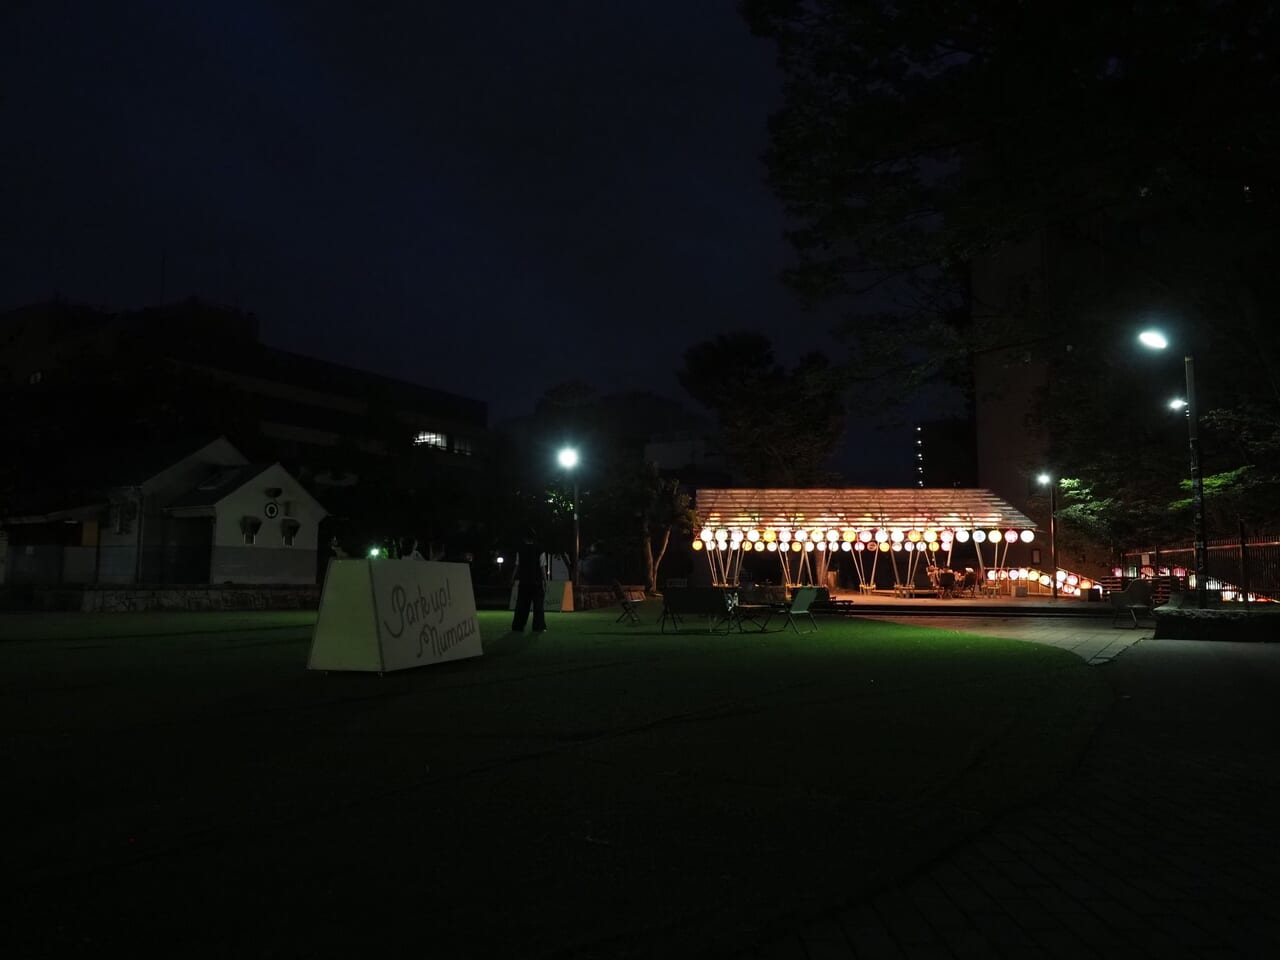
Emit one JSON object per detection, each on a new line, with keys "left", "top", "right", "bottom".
{"left": 694, "top": 488, "right": 1037, "bottom": 531}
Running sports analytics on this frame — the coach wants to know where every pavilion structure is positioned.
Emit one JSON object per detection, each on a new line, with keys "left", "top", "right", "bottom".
{"left": 693, "top": 488, "right": 1046, "bottom": 592}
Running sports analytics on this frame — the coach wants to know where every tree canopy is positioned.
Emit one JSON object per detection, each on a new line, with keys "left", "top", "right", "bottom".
{"left": 677, "top": 332, "right": 846, "bottom": 485}
{"left": 747, "top": 0, "right": 1280, "bottom": 533}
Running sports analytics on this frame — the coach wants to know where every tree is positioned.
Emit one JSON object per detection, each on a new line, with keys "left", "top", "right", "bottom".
{"left": 677, "top": 332, "right": 846, "bottom": 485}
{"left": 746, "top": 0, "right": 1280, "bottom": 533}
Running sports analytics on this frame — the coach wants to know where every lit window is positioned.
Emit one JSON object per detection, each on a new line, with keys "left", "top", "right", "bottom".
{"left": 452, "top": 437, "right": 473, "bottom": 456}
{"left": 413, "top": 431, "right": 447, "bottom": 449}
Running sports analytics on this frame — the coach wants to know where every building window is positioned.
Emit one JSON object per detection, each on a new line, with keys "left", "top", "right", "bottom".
{"left": 282, "top": 519, "right": 300, "bottom": 547}
{"left": 282, "top": 533, "right": 295, "bottom": 547}
{"left": 452, "top": 437, "right": 473, "bottom": 456}
{"left": 413, "top": 431, "right": 447, "bottom": 449}
{"left": 29, "top": 370, "right": 43, "bottom": 384}
{"left": 244, "top": 532, "right": 256, "bottom": 545}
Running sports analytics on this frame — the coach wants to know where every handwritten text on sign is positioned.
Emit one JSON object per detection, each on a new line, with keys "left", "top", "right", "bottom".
{"left": 370, "top": 560, "right": 482, "bottom": 670}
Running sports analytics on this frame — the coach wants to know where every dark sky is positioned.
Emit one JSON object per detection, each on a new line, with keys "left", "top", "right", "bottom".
{"left": 2, "top": 0, "right": 846, "bottom": 424}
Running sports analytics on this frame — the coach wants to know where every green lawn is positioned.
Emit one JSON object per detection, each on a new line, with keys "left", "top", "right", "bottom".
{"left": 3, "top": 606, "right": 1111, "bottom": 958}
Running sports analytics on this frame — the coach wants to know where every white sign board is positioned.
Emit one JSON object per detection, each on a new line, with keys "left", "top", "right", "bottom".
{"left": 507, "top": 579, "right": 574, "bottom": 612}
{"left": 309, "top": 559, "right": 482, "bottom": 672}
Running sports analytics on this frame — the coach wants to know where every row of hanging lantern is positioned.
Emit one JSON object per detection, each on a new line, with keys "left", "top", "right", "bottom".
{"left": 986, "top": 567, "right": 1097, "bottom": 596}
{"left": 692, "top": 526, "right": 1035, "bottom": 552}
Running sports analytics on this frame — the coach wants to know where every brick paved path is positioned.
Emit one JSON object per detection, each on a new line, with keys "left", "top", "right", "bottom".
{"left": 746, "top": 638, "right": 1280, "bottom": 959}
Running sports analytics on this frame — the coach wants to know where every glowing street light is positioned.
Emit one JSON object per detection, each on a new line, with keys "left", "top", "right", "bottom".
{"left": 1139, "top": 329, "right": 1208, "bottom": 607}
{"left": 557, "top": 447, "right": 580, "bottom": 595}
{"left": 1037, "top": 473, "right": 1058, "bottom": 600}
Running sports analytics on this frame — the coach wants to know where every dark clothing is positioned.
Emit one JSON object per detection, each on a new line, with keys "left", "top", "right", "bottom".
{"left": 511, "top": 539, "right": 547, "bottom": 632}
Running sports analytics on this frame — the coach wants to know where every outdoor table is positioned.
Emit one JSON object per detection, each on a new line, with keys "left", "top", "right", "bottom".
{"left": 731, "top": 602, "right": 783, "bottom": 632}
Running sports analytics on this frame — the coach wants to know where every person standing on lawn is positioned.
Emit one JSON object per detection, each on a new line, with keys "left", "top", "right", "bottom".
{"left": 511, "top": 528, "right": 548, "bottom": 633}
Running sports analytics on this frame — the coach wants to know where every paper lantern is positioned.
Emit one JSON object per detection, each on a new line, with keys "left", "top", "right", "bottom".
{"left": 804, "top": 541, "right": 815, "bottom": 552}
{"left": 854, "top": 541, "right": 865, "bottom": 552}
{"left": 840, "top": 542, "right": 851, "bottom": 552}
{"left": 878, "top": 542, "right": 890, "bottom": 552}
{"left": 729, "top": 540, "right": 739, "bottom": 550}
{"left": 923, "top": 529, "right": 938, "bottom": 543}
{"left": 767, "top": 541, "right": 778, "bottom": 552}
{"left": 762, "top": 529, "right": 776, "bottom": 542}
{"left": 795, "top": 529, "right": 809, "bottom": 542}
{"left": 1020, "top": 529, "right": 1035, "bottom": 543}
{"left": 928, "top": 541, "right": 939, "bottom": 552}
{"left": 904, "top": 541, "right": 915, "bottom": 552}
{"left": 815, "top": 541, "right": 826, "bottom": 551}
{"left": 791, "top": 542, "right": 802, "bottom": 553}
{"left": 988, "top": 530, "right": 1000, "bottom": 543}
{"left": 972, "top": 530, "right": 987, "bottom": 543}
{"left": 692, "top": 540, "right": 704, "bottom": 551}
{"left": 874, "top": 529, "right": 889, "bottom": 543}
{"left": 699, "top": 528, "right": 713, "bottom": 542}
{"left": 890, "top": 529, "right": 905, "bottom": 543}
{"left": 826, "top": 529, "right": 840, "bottom": 542}
{"left": 842, "top": 529, "right": 856, "bottom": 542}
{"left": 1004, "top": 530, "right": 1018, "bottom": 543}
{"left": 747, "top": 528, "right": 760, "bottom": 542}
{"left": 715, "top": 529, "right": 728, "bottom": 542}
{"left": 779, "top": 529, "right": 792, "bottom": 542}
{"left": 859, "top": 530, "right": 873, "bottom": 542}
{"left": 907, "top": 529, "right": 922, "bottom": 542}
{"left": 891, "top": 542, "right": 902, "bottom": 552}
{"left": 954, "top": 529, "right": 970, "bottom": 543}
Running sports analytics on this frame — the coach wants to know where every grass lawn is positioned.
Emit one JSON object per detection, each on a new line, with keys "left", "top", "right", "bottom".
{"left": 3, "top": 605, "right": 1111, "bottom": 958}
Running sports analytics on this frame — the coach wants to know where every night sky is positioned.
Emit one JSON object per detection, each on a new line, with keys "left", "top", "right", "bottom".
{"left": 3, "top": 1, "right": 846, "bottom": 426}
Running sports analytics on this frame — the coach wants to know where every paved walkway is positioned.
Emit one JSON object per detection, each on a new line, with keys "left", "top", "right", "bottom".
{"left": 869, "top": 614, "right": 1148, "bottom": 665}
{"left": 744, "top": 634, "right": 1280, "bottom": 959}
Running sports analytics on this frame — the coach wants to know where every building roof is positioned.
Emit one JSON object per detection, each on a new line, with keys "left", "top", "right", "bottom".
{"left": 165, "top": 463, "right": 273, "bottom": 509}
{"left": 694, "top": 488, "right": 1037, "bottom": 532}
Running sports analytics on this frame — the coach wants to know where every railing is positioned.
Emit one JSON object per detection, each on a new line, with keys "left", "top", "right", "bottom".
{"left": 1121, "top": 532, "right": 1279, "bottom": 603}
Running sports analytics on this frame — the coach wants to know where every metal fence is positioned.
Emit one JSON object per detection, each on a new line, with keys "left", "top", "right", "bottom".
{"left": 1121, "top": 530, "right": 1280, "bottom": 601}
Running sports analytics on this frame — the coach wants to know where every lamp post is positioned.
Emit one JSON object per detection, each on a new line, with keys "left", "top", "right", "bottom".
{"left": 1037, "top": 473, "right": 1058, "bottom": 599}
{"left": 1139, "top": 330, "right": 1208, "bottom": 608}
{"left": 557, "top": 447, "right": 580, "bottom": 598}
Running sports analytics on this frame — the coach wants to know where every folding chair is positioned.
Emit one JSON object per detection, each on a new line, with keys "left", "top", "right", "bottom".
{"left": 774, "top": 586, "right": 820, "bottom": 634}
{"left": 611, "top": 580, "right": 643, "bottom": 625}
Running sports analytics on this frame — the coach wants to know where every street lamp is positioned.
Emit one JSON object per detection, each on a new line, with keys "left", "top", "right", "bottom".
{"left": 557, "top": 447, "right": 580, "bottom": 597}
{"left": 1139, "top": 329, "right": 1208, "bottom": 607}
{"left": 1037, "top": 473, "right": 1058, "bottom": 599}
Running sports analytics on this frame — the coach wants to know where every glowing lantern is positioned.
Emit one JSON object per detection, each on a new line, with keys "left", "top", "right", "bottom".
{"left": 1039, "top": 574, "right": 1052, "bottom": 586}
{"left": 973, "top": 530, "right": 987, "bottom": 543}
{"left": 988, "top": 530, "right": 1000, "bottom": 543}
{"left": 747, "top": 528, "right": 760, "bottom": 542}
{"left": 955, "top": 529, "right": 970, "bottom": 543}
{"left": 890, "top": 529, "right": 905, "bottom": 543}
{"left": 923, "top": 529, "right": 938, "bottom": 543}
{"left": 907, "top": 529, "right": 922, "bottom": 542}
{"left": 892, "top": 542, "right": 902, "bottom": 552}
{"left": 986, "top": 569, "right": 997, "bottom": 580}
{"left": 1056, "top": 570, "right": 1067, "bottom": 581}
{"left": 763, "top": 529, "right": 776, "bottom": 542}
{"left": 718, "top": 542, "right": 728, "bottom": 552}
{"left": 928, "top": 541, "right": 939, "bottom": 552}
{"left": 699, "top": 528, "right": 713, "bottom": 542}
{"left": 1067, "top": 574, "right": 1079, "bottom": 586}
{"left": 729, "top": 540, "right": 739, "bottom": 550}
{"left": 715, "top": 529, "right": 728, "bottom": 542}
{"left": 854, "top": 542, "right": 865, "bottom": 552}
{"left": 1020, "top": 530, "right": 1035, "bottom": 543}
{"left": 791, "top": 542, "right": 802, "bottom": 553}
{"left": 859, "top": 530, "right": 873, "bottom": 542}
{"left": 874, "top": 529, "right": 889, "bottom": 543}
{"left": 939, "top": 529, "right": 953, "bottom": 542}
{"left": 810, "top": 528, "right": 823, "bottom": 542}
{"left": 692, "top": 540, "right": 704, "bottom": 551}
{"left": 1080, "top": 578, "right": 1093, "bottom": 590}
{"left": 998, "top": 569, "right": 1008, "bottom": 579}
{"left": 840, "top": 541, "right": 851, "bottom": 552}
{"left": 1017, "top": 568, "right": 1029, "bottom": 580}
{"left": 1004, "top": 530, "right": 1018, "bottom": 543}
{"left": 815, "top": 541, "right": 826, "bottom": 551}
{"left": 1112, "top": 567, "right": 1123, "bottom": 577}
{"left": 767, "top": 541, "right": 778, "bottom": 552}
{"left": 795, "top": 529, "right": 809, "bottom": 542}
{"left": 878, "top": 542, "right": 890, "bottom": 552}
{"left": 779, "top": 529, "right": 792, "bottom": 543}
{"left": 741, "top": 541, "right": 753, "bottom": 552}
{"left": 842, "top": 529, "right": 856, "bottom": 542}
{"left": 904, "top": 541, "right": 915, "bottom": 552}
{"left": 804, "top": 541, "right": 815, "bottom": 552}
{"left": 731, "top": 529, "right": 743, "bottom": 542}
{"left": 826, "top": 529, "right": 839, "bottom": 542}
